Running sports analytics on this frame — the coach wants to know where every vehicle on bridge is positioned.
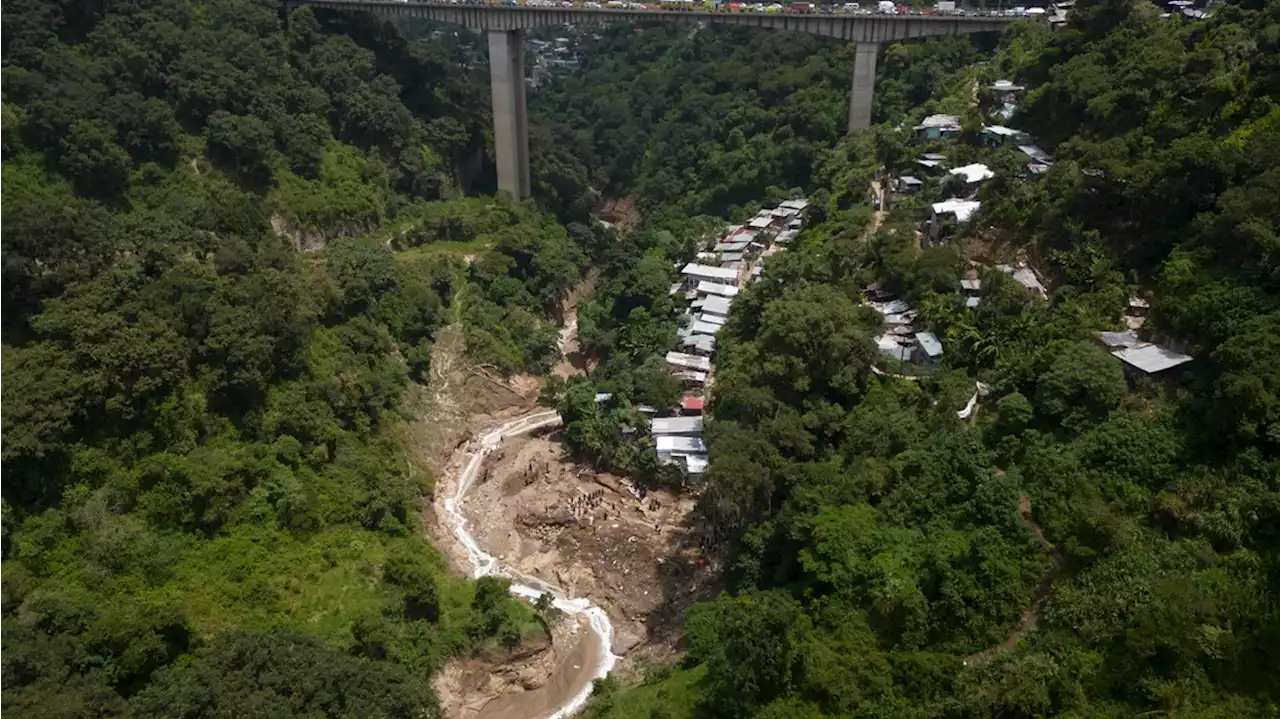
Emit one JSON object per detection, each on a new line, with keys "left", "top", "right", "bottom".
{"left": 379, "top": 0, "right": 1044, "bottom": 16}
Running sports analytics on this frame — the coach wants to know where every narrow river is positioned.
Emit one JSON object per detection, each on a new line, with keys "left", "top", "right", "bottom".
{"left": 443, "top": 410, "right": 619, "bottom": 719}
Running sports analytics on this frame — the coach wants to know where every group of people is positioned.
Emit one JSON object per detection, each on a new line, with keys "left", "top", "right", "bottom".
{"left": 567, "top": 489, "right": 605, "bottom": 518}
{"left": 524, "top": 460, "right": 551, "bottom": 486}
{"left": 696, "top": 519, "right": 736, "bottom": 554}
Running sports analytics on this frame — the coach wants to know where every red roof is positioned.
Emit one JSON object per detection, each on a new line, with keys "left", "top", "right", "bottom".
{"left": 682, "top": 395, "right": 705, "bottom": 411}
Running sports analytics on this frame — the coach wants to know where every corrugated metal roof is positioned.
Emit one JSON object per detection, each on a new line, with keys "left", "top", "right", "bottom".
{"left": 700, "top": 295, "right": 733, "bottom": 316}
{"left": 748, "top": 216, "right": 774, "bottom": 229}
{"left": 682, "top": 334, "right": 716, "bottom": 353}
{"left": 656, "top": 435, "right": 707, "bottom": 453}
{"left": 880, "top": 345, "right": 914, "bottom": 362}
{"left": 873, "top": 299, "right": 911, "bottom": 315}
{"left": 1096, "top": 330, "right": 1143, "bottom": 348}
{"left": 916, "top": 114, "right": 961, "bottom": 129}
{"left": 1018, "top": 145, "right": 1053, "bottom": 164}
{"left": 1111, "top": 344, "right": 1193, "bottom": 374}
{"left": 932, "top": 199, "right": 982, "bottom": 223}
{"left": 983, "top": 124, "right": 1025, "bottom": 137}
{"left": 696, "top": 281, "right": 739, "bottom": 297}
{"left": 681, "top": 263, "right": 738, "bottom": 282}
{"left": 916, "top": 331, "right": 944, "bottom": 357}
{"left": 689, "top": 319, "right": 723, "bottom": 335}
{"left": 665, "top": 351, "right": 711, "bottom": 372}
{"left": 651, "top": 415, "right": 704, "bottom": 435}
{"left": 950, "top": 163, "right": 995, "bottom": 183}
{"left": 997, "top": 263, "right": 1047, "bottom": 297}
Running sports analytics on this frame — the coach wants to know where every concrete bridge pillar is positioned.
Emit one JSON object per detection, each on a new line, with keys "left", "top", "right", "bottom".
{"left": 848, "top": 43, "right": 879, "bottom": 133}
{"left": 489, "top": 29, "right": 531, "bottom": 198}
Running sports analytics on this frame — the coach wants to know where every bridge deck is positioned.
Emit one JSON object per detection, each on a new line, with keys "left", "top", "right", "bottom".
{"left": 287, "top": 0, "right": 1017, "bottom": 40}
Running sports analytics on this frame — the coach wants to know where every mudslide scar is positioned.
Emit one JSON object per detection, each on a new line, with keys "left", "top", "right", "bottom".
{"left": 443, "top": 410, "right": 618, "bottom": 719}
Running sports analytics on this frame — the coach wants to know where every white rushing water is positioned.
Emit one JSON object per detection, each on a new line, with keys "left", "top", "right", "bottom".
{"left": 443, "top": 410, "right": 619, "bottom": 719}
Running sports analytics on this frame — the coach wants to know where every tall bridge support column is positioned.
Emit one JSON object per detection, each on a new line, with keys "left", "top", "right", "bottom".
{"left": 847, "top": 43, "right": 879, "bottom": 133}
{"left": 489, "top": 29, "right": 531, "bottom": 198}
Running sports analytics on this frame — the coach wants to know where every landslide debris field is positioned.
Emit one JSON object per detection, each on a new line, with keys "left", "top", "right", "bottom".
{"left": 459, "top": 430, "right": 722, "bottom": 656}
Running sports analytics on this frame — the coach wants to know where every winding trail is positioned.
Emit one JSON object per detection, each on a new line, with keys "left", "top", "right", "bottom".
{"left": 963, "top": 494, "right": 1061, "bottom": 668}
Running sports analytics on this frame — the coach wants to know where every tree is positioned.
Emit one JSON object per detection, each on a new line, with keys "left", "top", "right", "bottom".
{"left": 689, "top": 591, "right": 812, "bottom": 717}
{"left": 1209, "top": 312, "right": 1280, "bottom": 449}
{"left": 755, "top": 285, "right": 877, "bottom": 406}
{"left": 58, "top": 119, "right": 130, "bottom": 197}
{"left": 1034, "top": 341, "right": 1126, "bottom": 433}
{"left": 204, "top": 111, "right": 275, "bottom": 181}
{"left": 129, "top": 633, "right": 436, "bottom": 719}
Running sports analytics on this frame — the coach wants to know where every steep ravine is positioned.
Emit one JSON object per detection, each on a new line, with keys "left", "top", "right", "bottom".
{"left": 429, "top": 292, "right": 618, "bottom": 719}
{"left": 439, "top": 410, "right": 618, "bottom": 719}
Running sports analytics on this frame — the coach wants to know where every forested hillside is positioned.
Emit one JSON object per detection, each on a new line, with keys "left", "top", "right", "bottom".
{"left": 7, "top": 0, "right": 1280, "bottom": 718}
{"left": 1, "top": 1, "right": 595, "bottom": 715}
{"left": 541, "top": 3, "right": 1280, "bottom": 718}
{"left": 533, "top": 25, "right": 984, "bottom": 222}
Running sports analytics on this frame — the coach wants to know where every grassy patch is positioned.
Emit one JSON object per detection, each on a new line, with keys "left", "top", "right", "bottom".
{"left": 582, "top": 663, "right": 707, "bottom": 719}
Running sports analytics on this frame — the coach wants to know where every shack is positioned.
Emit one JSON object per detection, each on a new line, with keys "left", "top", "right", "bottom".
{"left": 915, "top": 114, "right": 962, "bottom": 140}
{"left": 915, "top": 331, "right": 944, "bottom": 365}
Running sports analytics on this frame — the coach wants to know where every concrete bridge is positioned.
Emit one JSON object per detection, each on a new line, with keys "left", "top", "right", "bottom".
{"left": 283, "top": 1, "right": 1016, "bottom": 197}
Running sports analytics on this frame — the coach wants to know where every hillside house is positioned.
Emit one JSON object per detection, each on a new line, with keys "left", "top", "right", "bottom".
{"left": 982, "top": 125, "right": 1030, "bottom": 146}
{"left": 915, "top": 114, "right": 961, "bottom": 140}
{"left": 915, "top": 331, "right": 944, "bottom": 366}
{"left": 949, "top": 163, "right": 995, "bottom": 185}
{"left": 928, "top": 199, "right": 982, "bottom": 243}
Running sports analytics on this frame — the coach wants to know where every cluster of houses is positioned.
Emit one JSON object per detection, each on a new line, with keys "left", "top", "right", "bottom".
{"left": 890, "top": 81, "right": 1058, "bottom": 244}
{"left": 651, "top": 199, "right": 809, "bottom": 477}
{"left": 865, "top": 286, "right": 946, "bottom": 368}
{"left": 871, "top": 273, "right": 1193, "bottom": 384}
{"left": 529, "top": 36, "right": 582, "bottom": 87}
{"left": 1093, "top": 296, "right": 1193, "bottom": 382}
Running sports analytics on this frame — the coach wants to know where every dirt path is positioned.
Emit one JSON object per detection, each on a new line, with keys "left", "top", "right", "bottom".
{"left": 963, "top": 494, "right": 1061, "bottom": 668}
{"left": 553, "top": 271, "right": 598, "bottom": 379}
{"left": 864, "top": 180, "right": 888, "bottom": 240}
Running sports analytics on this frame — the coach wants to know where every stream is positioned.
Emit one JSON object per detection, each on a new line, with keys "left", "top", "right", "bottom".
{"left": 443, "top": 409, "right": 619, "bottom": 719}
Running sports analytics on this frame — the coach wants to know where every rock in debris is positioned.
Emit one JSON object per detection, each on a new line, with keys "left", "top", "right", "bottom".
{"left": 611, "top": 625, "right": 645, "bottom": 656}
